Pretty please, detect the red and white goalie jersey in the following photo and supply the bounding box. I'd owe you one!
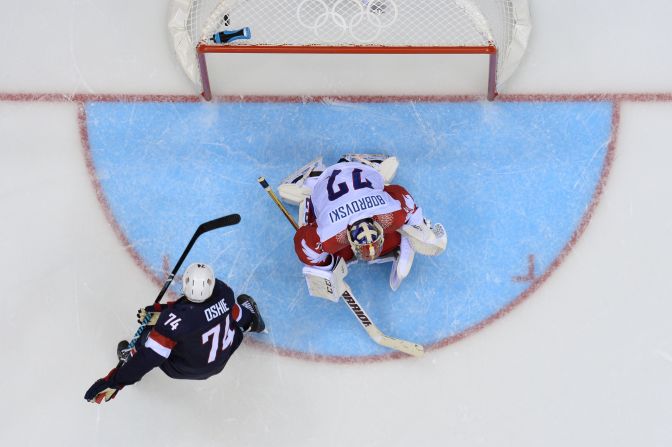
[293,162,418,267]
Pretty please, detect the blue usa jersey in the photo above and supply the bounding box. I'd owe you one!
[115,279,247,384]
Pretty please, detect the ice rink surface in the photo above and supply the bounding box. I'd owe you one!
[2,1,672,446]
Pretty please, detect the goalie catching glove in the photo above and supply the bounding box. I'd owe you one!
[397,219,447,256]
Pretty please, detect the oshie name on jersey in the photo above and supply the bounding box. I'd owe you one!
[204,298,230,322]
[328,194,388,224]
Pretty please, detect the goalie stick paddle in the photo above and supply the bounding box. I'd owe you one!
[257,176,424,357]
[121,213,241,361]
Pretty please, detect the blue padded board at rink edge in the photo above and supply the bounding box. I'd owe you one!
[85,100,613,359]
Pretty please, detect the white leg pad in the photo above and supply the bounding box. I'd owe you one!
[396,235,415,278]
[278,157,325,205]
[377,157,399,184]
[298,197,308,226]
[389,236,414,291]
[302,257,348,302]
[278,183,311,206]
[341,153,399,184]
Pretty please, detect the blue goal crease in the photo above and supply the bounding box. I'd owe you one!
[84,100,613,358]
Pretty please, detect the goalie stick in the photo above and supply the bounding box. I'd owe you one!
[341,287,424,357]
[257,176,424,357]
[119,214,241,363]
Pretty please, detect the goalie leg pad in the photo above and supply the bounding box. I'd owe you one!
[389,236,415,291]
[298,197,309,226]
[377,157,399,184]
[302,257,348,302]
[278,184,311,206]
[396,235,415,279]
[340,153,399,184]
[278,157,325,205]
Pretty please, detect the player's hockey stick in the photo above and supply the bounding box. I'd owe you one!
[153,213,241,304]
[123,214,242,357]
[257,176,424,357]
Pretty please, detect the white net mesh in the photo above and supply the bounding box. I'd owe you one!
[169,0,530,92]
[202,0,492,46]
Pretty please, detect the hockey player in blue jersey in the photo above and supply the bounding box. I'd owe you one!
[85,263,265,404]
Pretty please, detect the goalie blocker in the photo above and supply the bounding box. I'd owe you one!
[302,257,348,302]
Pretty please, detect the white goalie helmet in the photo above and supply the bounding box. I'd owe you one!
[347,218,385,261]
[182,263,215,303]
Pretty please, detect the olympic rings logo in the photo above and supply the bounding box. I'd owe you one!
[296,0,399,43]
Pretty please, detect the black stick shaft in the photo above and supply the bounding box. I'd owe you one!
[154,214,241,303]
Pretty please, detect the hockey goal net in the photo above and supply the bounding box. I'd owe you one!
[169,0,531,100]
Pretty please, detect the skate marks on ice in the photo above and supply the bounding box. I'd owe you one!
[82,99,614,360]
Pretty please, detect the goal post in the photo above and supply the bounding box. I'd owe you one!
[169,0,530,100]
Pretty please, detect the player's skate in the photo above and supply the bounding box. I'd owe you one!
[117,340,131,363]
[237,294,266,333]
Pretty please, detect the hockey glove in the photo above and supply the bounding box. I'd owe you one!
[84,368,124,404]
[136,303,165,325]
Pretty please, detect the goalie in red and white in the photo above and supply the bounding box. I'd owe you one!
[279,154,447,301]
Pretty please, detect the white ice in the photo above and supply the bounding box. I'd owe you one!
[1,1,672,446]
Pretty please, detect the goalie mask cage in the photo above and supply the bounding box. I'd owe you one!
[169,0,531,100]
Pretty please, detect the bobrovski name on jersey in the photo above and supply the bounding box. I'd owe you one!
[204,298,230,322]
[328,194,387,224]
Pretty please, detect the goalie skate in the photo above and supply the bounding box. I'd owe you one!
[278,157,325,205]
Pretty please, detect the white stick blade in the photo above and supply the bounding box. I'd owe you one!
[376,336,425,357]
